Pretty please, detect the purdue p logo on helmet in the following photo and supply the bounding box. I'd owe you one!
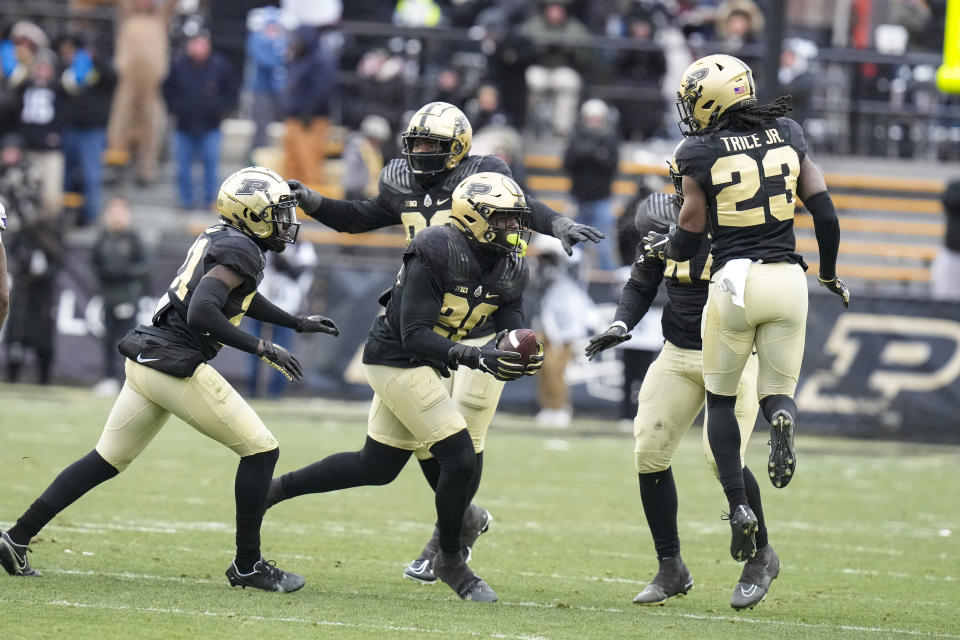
[217,167,300,250]
[450,172,530,254]
[401,102,472,177]
[676,54,757,134]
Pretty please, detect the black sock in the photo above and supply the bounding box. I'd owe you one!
[234,448,279,573]
[277,437,411,501]
[638,468,680,560]
[760,394,797,424]
[743,466,768,549]
[418,457,441,492]
[428,430,476,554]
[8,450,119,546]
[706,391,747,512]
[466,451,483,505]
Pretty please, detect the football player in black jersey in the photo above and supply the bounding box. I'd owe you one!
[587,179,774,609]
[269,172,542,602]
[0,167,339,592]
[283,102,598,583]
[643,54,849,608]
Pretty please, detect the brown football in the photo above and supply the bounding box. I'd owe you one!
[496,328,540,367]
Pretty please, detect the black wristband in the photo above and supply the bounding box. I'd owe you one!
[666,227,705,261]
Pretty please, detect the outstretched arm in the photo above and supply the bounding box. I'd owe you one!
[246,292,339,336]
[288,180,398,233]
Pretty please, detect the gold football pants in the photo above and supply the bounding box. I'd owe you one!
[95,360,278,471]
[633,341,759,476]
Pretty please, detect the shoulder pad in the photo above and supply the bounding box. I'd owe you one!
[207,228,265,280]
[439,155,489,192]
[634,192,680,236]
[777,117,808,160]
[378,158,416,195]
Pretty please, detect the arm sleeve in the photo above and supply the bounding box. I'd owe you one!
[398,255,459,362]
[245,292,300,330]
[305,192,399,233]
[614,256,664,329]
[186,276,262,354]
[494,295,525,333]
[804,190,840,279]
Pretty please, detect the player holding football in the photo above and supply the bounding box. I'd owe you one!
[282,101,600,583]
[586,180,767,609]
[269,172,542,601]
[642,54,849,608]
[0,167,339,592]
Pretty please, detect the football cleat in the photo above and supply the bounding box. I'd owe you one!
[730,544,780,610]
[0,531,41,577]
[632,556,693,605]
[226,557,304,593]
[433,549,498,602]
[723,504,758,562]
[403,505,493,584]
[768,409,797,488]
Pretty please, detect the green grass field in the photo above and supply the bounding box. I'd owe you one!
[0,385,957,640]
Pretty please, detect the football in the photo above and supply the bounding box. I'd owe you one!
[497,328,540,367]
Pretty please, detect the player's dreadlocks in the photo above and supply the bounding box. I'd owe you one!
[692,95,793,136]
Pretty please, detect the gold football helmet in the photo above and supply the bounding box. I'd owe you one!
[401,102,472,177]
[217,166,300,251]
[450,172,530,254]
[676,54,756,134]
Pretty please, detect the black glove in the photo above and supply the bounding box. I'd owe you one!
[551,216,605,256]
[585,323,632,360]
[286,179,323,214]
[258,340,304,382]
[640,231,669,263]
[296,314,340,336]
[522,340,545,376]
[818,274,850,309]
[447,337,523,382]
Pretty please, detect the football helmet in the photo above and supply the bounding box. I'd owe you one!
[217,167,300,251]
[401,102,472,178]
[676,54,756,135]
[450,172,530,254]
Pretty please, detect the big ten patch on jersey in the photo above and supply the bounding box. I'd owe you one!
[399,191,454,242]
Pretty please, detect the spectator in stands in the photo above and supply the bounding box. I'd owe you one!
[778,37,818,128]
[475,7,534,129]
[58,33,117,227]
[465,83,511,131]
[615,7,667,140]
[162,29,237,211]
[933,178,960,301]
[0,22,21,138]
[91,196,148,396]
[429,67,468,110]
[563,99,620,270]
[341,115,391,200]
[471,123,528,189]
[393,0,444,27]
[713,0,764,75]
[247,241,317,398]
[14,47,64,218]
[283,26,337,188]
[532,235,593,428]
[349,48,409,133]
[244,7,291,160]
[520,0,593,137]
[106,0,177,187]
[2,22,47,139]
[1,134,62,385]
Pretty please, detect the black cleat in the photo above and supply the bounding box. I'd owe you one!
[730,544,780,610]
[723,504,758,562]
[433,549,498,602]
[632,556,693,605]
[403,505,493,584]
[0,531,41,577]
[768,409,797,488]
[226,557,304,593]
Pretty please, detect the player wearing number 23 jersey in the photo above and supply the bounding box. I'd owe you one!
[648,54,850,610]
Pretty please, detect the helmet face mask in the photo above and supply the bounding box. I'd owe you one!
[676,54,756,135]
[401,102,472,178]
[217,167,300,251]
[451,172,530,255]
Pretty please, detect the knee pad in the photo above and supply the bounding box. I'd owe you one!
[635,452,672,475]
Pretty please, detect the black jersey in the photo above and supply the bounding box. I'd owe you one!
[675,117,808,273]
[614,192,711,350]
[149,224,265,361]
[363,225,528,370]
[308,154,560,241]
